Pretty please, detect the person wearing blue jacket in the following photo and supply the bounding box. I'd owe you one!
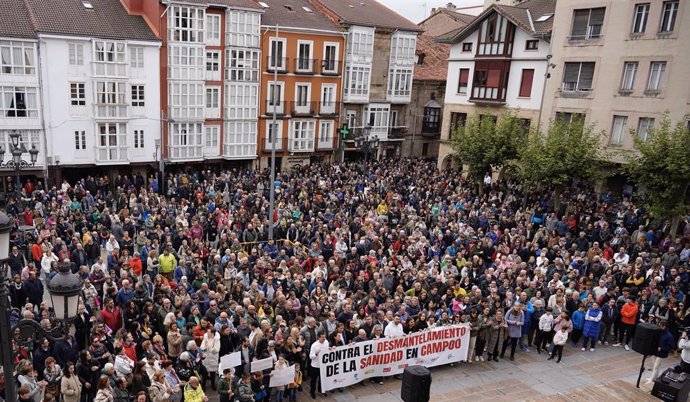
[570,304,586,347]
[582,303,603,351]
[646,320,676,384]
[520,300,534,352]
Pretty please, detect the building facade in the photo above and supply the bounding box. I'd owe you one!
[437,0,555,168]
[256,0,344,170]
[540,0,690,163]
[122,0,264,166]
[310,0,420,160]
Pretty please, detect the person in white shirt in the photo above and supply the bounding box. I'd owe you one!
[536,306,554,354]
[114,346,134,377]
[592,280,608,300]
[613,247,629,265]
[384,316,405,338]
[309,333,329,399]
[678,330,690,373]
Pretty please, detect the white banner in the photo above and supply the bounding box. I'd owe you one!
[269,365,295,387]
[319,324,469,392]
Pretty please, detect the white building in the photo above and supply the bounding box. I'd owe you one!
[436,0,556,168]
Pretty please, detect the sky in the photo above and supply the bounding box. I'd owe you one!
[376,0,484,23]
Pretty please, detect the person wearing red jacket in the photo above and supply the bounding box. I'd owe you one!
[615,297,638,350]
[100,298,123,333]
[128,253,143,279]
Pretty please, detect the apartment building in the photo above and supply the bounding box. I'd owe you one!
[122,0,264,165]
[309,0,420,160]
[541,0,690,163]
[436,0,555,168]
[0,0,45,195]
[256,0,344,170]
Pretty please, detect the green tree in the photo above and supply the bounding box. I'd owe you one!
[627,115,690,236]
[517,116,604,208]
[450,112,523,189]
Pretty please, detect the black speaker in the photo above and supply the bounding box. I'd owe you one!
[401,365,431,402]
[632,322,660,356]
[652,368,690,402]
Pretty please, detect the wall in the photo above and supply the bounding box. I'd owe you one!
[369,30,392,102]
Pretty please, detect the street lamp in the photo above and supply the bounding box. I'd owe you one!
[0,131,39,213]
[356,125,378,164]
[0,211,81,402]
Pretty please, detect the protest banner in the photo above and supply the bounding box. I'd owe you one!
[269,365,296,387]
[219,351,241,373]
[251,357,274,373]
[319,324,469,392]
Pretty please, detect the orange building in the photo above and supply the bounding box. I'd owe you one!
[256,0,345,169]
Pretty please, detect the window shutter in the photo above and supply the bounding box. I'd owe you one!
[563,63,579,83]
[519,69,534,97]
[571,10,589,37]
[590,8,605,25]
[579,62,595,89]
[487,69,500,87]
[459,69,469,85]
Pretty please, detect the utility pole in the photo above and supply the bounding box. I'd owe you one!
[268,24,279,241]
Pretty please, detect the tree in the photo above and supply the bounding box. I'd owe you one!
[450,112,523,188]
[627,115,690,237]
[517,116,604,209]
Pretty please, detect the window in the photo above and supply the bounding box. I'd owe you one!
[344,65,370,99]
[0,41,35,75]
[294,84,311,114]
[68,43,84,66]
[170,6,204,43]
[289,120,315,152]
[422,107,440,133]
[70,83,86,106]
[97,122,127,161]
[206,14,221,45]
[93,41,126,76]
[320,84,336,114]
[170,122,203,159]
[131,85,145,107]
[323,43,339,73]
[226,10,260,48]
[227,49,259,81]
[519,69,534,97]
[636,117,654,141]
[562,62,595,91]
[169,45,205,80]
[346,110,357,130]
[205,125,219,148]
[471,61,509,101]
[571,8,605,40]
[206,86,220,118]
[477,13,515,56]
[169,82,204,120]
[632,4,649,33]
[556,112,586,125]
[457,69,469,94]
[267,81,284,113]
[223,120,256,157]
[387,68,413,100]
[318,120,333,149]
[620,62,638,91]
[646,61,666,92]
[390,110,398,128]
[296,41,313,72]
[462,42,472,52]
[266,121,282,150]
[660,1,678,33]
[95,81,126,117]
[134,129,145,149]
[130,47,144,68]
[348,28,374,59]
[449,112,467,137]
[518,118,531,136]
[610,115,627,145]
[268,38,286,70]
[525,40,538,50]
[74,130,86,150]
[206,51,220,80]
[225,83,258,119]
[0,86,38,117]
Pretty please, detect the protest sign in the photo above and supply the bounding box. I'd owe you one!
[251,357,274,373]
[319,324,469,391]
[269,365,295,387]
[219,351,241,373]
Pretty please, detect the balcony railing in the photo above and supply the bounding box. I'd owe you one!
[266,56,288,73]
[264,137,284,151]
[294,58,317,74]
[96,146,128,163]
[318,101,339,116]
[264,100,286,115]
[290,101,316,116]
[321,59,341,76]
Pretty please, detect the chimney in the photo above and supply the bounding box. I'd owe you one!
[446,2,456,10]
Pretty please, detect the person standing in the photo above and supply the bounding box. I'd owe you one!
[582,302,603,352]
[536,307,554,354]
[548,326,569,363]
[308,333,329,399]
[487,310,506,362]
[615,297,639,350]
[500,302,524,361]
[61,363,83,402]
[679,330,690,374]
[645,321,675,384]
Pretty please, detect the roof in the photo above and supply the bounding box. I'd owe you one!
[24,0,159,41]
[436,0,555,43]
[313,0,420,32]
[419,8,475,28]
[258,0,339,31]
[414,34,450,81]
[165,0,262,10]
[0,0,36,39]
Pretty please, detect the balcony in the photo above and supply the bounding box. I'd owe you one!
[321,59,341,76]
[264,100,286,116]
[169,145,203,160]
[266,56,288,73]
[96,146,128,164]
[290,101,315,116]
[294,58,317,75]
[469,86,506,104]
[318,101,339,116]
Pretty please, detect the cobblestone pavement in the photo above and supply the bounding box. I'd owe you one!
[204,344,676,401]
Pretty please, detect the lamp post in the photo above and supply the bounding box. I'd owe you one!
[0,131,39,213]
[154,139,161,194]
[355,125,378,165]
[0,212,82,402]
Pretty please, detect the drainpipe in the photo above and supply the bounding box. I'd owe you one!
[36,38,51,185]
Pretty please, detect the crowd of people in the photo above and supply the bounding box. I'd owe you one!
[1,158,690,402]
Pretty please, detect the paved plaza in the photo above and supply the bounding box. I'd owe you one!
[205,345,673,402]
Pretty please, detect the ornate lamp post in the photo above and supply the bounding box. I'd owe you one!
[355,125,379,164]
[0,131,39,212]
